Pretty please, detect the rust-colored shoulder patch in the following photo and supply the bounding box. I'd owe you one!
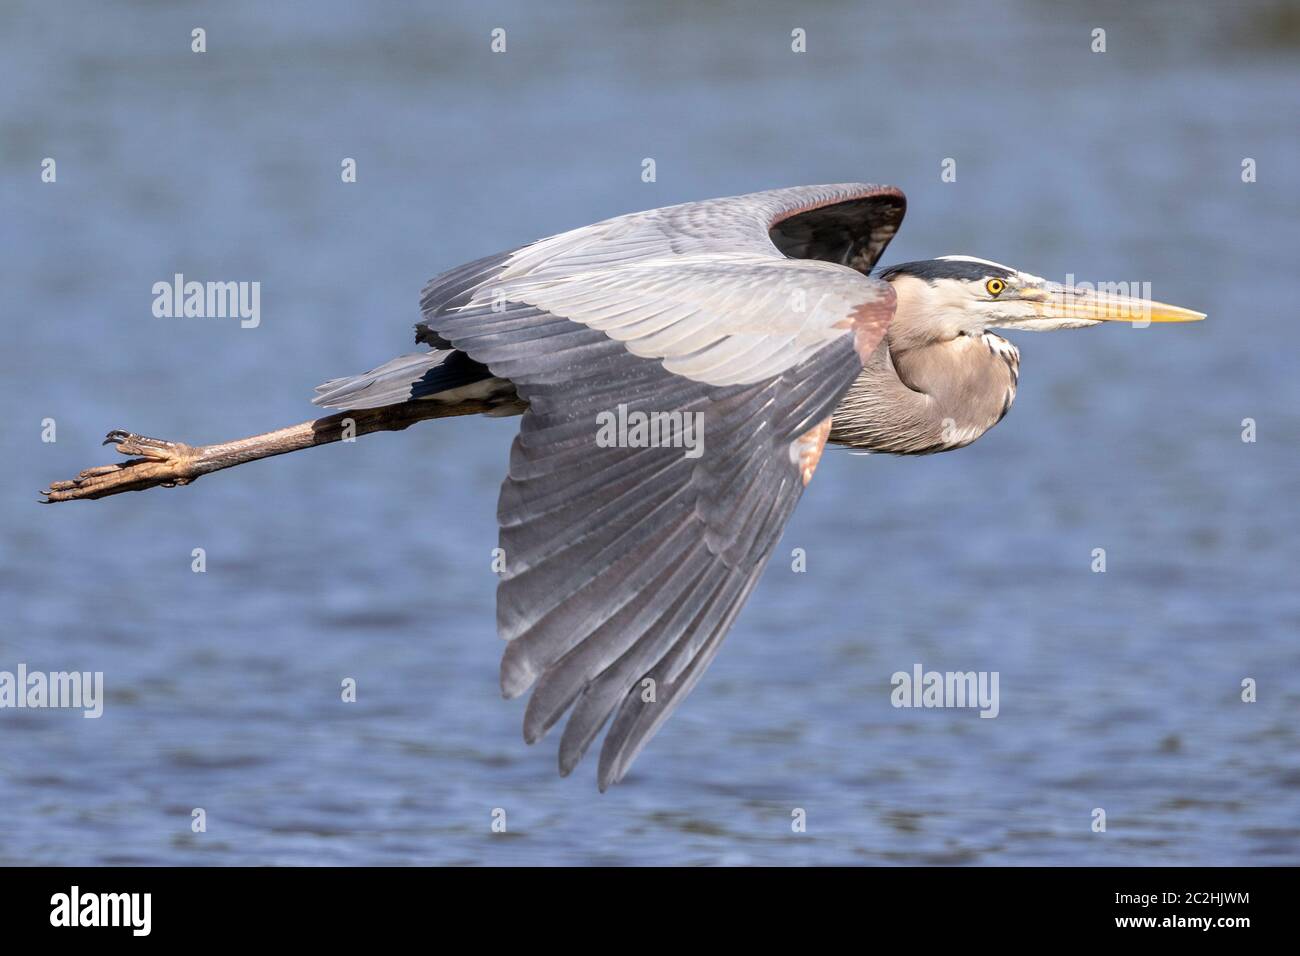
[836,288,896,364]
[792,417,833,486]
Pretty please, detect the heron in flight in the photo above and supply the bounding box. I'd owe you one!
[45,184,1204,789]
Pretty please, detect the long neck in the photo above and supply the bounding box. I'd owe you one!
[829,332,1019,454]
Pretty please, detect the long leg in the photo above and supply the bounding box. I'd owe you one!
[41,400,498,503]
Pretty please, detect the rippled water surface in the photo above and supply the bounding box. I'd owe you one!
[2,1,1298,865]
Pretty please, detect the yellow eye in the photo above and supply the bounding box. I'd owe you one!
[985,278,1006,296]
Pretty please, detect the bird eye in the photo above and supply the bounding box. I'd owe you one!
[985,278,1006,296]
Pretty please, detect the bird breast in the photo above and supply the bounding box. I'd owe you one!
[828,332,1020,455]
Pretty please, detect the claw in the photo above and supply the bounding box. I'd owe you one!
[99,430,193,462]
[43,429,201,502]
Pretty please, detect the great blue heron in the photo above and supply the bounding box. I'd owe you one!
[44,184,1204,789]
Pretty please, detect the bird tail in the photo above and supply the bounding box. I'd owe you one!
[312,348,493,410]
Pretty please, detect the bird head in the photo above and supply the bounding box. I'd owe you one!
[876,255,1204,349]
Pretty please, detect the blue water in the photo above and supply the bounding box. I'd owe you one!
[2,0,1298,865]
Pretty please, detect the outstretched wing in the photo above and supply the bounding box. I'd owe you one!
[426,184,905,788]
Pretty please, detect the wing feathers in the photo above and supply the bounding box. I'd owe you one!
[412,184,906,786]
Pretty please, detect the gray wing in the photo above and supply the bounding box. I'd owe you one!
[425,183,905,788]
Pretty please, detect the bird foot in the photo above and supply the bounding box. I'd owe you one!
[42,430,203,502]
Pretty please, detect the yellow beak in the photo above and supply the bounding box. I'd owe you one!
[1038,284,1207,324]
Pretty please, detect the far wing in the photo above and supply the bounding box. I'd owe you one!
[418,183,905,337]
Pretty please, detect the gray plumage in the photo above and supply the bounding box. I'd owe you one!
[312,349,495,410]
[42,182,1205,781]
[309,183,1193,789]
[316,184,902,788]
